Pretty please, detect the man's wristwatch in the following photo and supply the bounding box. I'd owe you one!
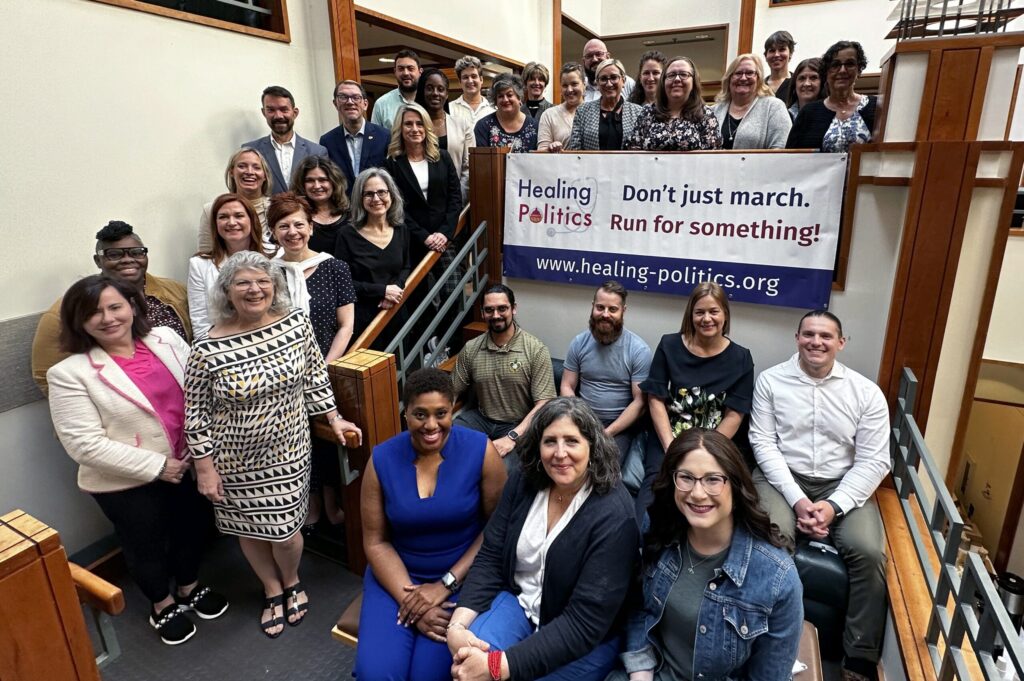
[826,500,845,519]
[507,429,520,442]
[441,571,460,592]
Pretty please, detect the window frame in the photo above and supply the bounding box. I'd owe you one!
[87,0,291,43]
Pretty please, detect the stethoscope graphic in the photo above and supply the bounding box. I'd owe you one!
[526,176,598,236]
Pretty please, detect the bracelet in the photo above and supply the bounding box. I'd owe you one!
[488,650,503,681]
[445,621,467,632]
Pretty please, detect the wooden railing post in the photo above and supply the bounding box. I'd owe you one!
[469,146,509,302]
[324,350,401,574]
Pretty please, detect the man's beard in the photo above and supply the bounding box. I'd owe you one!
[589,315,623,344]
[585,66,597,84]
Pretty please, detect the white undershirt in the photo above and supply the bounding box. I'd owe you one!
[514,483,593,625]
[409,158,429,199]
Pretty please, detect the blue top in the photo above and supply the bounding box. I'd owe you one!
[622,526,803,681]
[372,425,487,581]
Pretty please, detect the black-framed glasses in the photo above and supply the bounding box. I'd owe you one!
[665,71,694,82]
[362,189,390,200]
[828,60,859,72]
[597,74,621,85]
[335,94,364,103]
[673,471,729,495]
[98,247,148,261]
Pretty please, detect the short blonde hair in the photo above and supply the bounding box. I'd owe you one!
[717,53,774,102]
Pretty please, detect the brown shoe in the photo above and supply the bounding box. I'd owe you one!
[841,658,879,681]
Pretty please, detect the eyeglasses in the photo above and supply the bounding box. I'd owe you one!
[732,70,758,79]
[362,189,390,200]
[665,71,694,82]
[231,278,274,291]
[597,74,621,85]
[482,304,510,315]
[673,471,729,495]
[828,60,860,72]
[98,247,148,261]
[584,51,608,61]
[334,94,364,103]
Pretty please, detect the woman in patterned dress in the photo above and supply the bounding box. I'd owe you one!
[473,73,538,153]
[184,251,362,638]
[625,56,722,152]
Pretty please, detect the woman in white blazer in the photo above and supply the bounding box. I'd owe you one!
[47,275,228,646]
[188,193,267,338]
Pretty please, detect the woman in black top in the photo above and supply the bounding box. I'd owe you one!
[447,398,639,681]
[787,40,876,152]
[335,168,411,351]
[290,155,350,256]
[521,61,553,123]
[636,282,755,516]
[785,57,826,121]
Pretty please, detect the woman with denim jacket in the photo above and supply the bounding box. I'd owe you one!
[615,429,803,681]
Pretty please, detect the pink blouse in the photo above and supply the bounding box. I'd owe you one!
[113,342,186,459]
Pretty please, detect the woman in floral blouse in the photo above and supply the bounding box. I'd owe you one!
[473,73,538,153]
[625,56,722,152]
[635,281,755,517]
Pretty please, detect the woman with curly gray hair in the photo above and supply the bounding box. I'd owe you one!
[185,250,362,639]
[447,397,639,681]
[473,73,538,152]
[335,167,411,349]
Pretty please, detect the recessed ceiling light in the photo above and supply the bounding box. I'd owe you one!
[378,57,395,63]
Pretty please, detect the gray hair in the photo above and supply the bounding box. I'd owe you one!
[349,167,405,228]
[489,73,525,106]
[455,55,483,77]
[209,251,291,324]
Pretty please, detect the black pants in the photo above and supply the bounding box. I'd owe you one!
[92,473,213,604]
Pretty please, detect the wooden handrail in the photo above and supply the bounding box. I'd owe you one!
[350,204,471,352]
[69,563,125,617]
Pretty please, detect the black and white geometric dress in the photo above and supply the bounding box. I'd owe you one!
[184,309,336,541]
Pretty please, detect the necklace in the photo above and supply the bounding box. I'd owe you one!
[685,542,714,574]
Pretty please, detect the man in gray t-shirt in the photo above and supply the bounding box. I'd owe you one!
[560,281,652,461]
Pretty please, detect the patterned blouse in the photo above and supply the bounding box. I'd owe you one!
[624,105,722,152]
[474,112,538,153]
[822,96,872,153]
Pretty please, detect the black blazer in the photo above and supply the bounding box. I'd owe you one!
[458,471,639,681]
[319,121,391,195]
[383,153,463,263]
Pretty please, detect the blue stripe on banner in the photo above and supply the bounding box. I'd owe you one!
[504,245,833,309]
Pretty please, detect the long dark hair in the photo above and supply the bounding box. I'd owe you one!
[59,275,151,354]
[643,429,786,563]
[785,58,826,111]
[516,397,620,495]
[628,50,666,105]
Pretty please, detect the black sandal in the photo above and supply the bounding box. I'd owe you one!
[284,582,308,627]
[261,593,285,638]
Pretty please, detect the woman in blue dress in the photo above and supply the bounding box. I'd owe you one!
[356,368,507,680]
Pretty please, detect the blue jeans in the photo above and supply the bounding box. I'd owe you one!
[454,410,518,473]
[470,591,620,681]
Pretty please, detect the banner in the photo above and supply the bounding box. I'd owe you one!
[502,152,847,309]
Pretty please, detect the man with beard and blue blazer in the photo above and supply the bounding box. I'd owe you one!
[242,85,327,195]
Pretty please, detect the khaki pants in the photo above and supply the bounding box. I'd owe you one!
[753,468,888,663]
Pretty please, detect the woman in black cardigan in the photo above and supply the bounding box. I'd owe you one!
[447,398,639,681]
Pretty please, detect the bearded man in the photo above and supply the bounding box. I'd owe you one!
[560,281,652,461]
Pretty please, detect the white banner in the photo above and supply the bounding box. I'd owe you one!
[502,152,848,308]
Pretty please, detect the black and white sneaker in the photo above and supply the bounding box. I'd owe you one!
[175,584,229,620]
[149,603,196,645]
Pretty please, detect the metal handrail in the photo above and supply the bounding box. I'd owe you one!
[384,221,489,394]
[891,368,1024,679]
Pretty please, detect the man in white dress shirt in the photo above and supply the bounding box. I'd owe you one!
[242,85,327,195]
[749,309,889,681]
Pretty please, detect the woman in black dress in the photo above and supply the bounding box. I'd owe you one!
[290,155,350,257]
[635,281,755,517]
[335,168,411,351]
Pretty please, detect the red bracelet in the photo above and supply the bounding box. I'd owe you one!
[488,649,503,681]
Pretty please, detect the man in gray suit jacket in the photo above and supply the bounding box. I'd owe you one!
[242,85,328,195]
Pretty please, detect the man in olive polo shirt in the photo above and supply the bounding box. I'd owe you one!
[453,284,556,468]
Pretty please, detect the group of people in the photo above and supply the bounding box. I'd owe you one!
[355,280,890,681]
[30,31,888,681]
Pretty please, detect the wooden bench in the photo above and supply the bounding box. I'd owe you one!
[332,593,362,647]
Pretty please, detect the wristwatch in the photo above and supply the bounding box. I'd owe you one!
[826,500,845,519]
[441,571,460,592]
[507,429,520,442]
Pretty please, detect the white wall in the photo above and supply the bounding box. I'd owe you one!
[562,0,602,34]
[985,237,1024,364]
[752,0,895,72]
[601,0,741,60]
[357,0,554,67]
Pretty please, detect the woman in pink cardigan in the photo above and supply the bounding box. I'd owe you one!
[47,275,228,646]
